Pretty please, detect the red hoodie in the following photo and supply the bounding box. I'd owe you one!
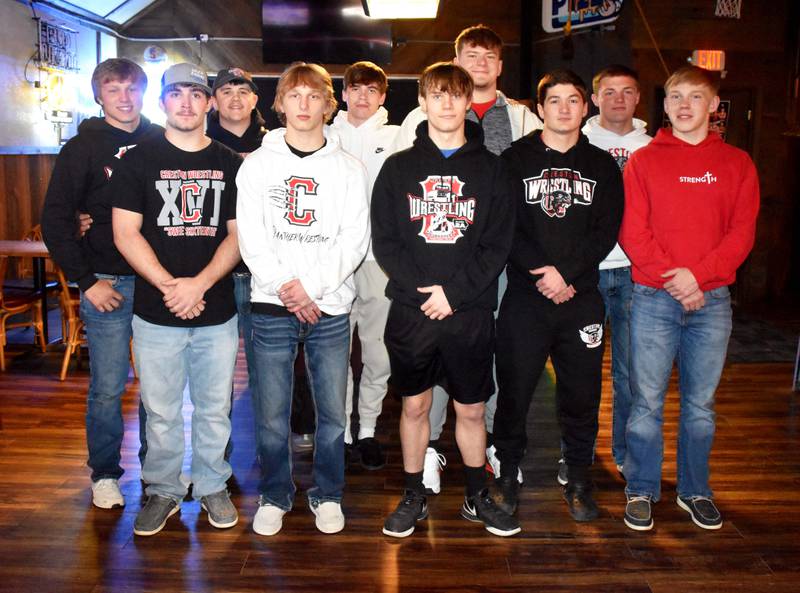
[620,128,759,291]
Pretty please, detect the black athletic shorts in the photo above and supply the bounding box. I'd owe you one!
[384,302,495,404]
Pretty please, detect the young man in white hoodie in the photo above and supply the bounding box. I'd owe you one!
[330,61,399,470]
[236,63,370,537]
[393,24,541,495]
[563,65,651,484]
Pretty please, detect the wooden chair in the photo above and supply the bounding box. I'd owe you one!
[0,256,46,371]
[14,224,59,289]
[55,265,86,381]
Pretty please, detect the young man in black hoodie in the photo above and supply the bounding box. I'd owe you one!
[372,62,519,538]
[491,69,623,522]
[206,68,266,440]
[41,58,163,510]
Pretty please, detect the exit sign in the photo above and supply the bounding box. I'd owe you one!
[692,50,726,71]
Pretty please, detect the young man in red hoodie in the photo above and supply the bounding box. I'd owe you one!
[619,66,759,531]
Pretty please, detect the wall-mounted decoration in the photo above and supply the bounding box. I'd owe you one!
[542,0,625,33]
[38,19,79,72]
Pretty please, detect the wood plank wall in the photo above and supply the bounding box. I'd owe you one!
[0,154,56,241]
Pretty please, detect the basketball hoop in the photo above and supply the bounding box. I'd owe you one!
[715,0,742,19]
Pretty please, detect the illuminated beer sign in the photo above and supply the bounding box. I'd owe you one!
[691,50,726,72]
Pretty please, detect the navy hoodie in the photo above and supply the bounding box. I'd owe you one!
[501,129,623,297]
[371,120,515,312]
[206,108,267,154]
[41,116,163,292]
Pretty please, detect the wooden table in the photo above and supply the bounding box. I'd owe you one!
[0,240,52,342]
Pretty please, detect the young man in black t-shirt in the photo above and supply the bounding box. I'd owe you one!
[112,63,243,537]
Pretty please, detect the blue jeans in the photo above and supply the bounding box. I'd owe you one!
[132,315,238,500]
[80,274,145,481]
[252,312,349,511]
[598,267,634,466]
[233,273,257,394]
[624,284,732,501]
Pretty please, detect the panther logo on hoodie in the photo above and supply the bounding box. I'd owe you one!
[408,175,476,244]
[523,168,596,218]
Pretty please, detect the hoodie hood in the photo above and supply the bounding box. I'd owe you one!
[582,115,648,140]
[77,115,158,141]
[411,118,486,160]
[206,108,267,153]
[260,125,342,157]
[650,126,723,150]
[332,106,389,131]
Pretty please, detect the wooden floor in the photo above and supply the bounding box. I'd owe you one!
[0,339,798,593]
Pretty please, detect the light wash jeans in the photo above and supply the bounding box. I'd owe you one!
[252,312,349,511]
[133,314,238,501]
[624,284,732,501]
[598,266,634,466]
[80,274,146,481]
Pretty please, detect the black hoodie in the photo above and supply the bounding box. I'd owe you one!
[501,129,623,297]
[371,120,514,312]
[41,116,164,292]
[206,109,267,154]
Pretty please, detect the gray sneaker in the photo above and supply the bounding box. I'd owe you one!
[201,490,238,529]
[624,494,654,531]
[134,495,180,536]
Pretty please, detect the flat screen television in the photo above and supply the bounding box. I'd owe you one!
[262,0,392,65]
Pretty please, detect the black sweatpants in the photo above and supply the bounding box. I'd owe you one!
[493,288,606,477]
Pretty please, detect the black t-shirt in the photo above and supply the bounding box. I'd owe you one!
[112,135,242,327]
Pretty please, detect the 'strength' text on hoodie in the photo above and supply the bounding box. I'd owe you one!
[620,128,760,291]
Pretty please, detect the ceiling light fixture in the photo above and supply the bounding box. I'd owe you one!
[360,0,440,19]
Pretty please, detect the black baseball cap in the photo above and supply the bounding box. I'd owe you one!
[212,68,258,93]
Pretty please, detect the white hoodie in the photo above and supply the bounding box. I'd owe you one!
[582,115,653,270]
[330,106,399,261]
[236,127,370,315]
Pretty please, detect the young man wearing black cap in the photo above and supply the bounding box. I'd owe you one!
[208,67,266,155]
[207,68,266,428]
[112,63,243,536]
[41,58,162,511]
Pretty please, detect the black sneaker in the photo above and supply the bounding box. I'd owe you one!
[677,495,722,530]
[462,488,521,537]
[382,490,428,538]
[491,474,520,516]
[624,494,654,531]
[357,437,386,470]
[564,481,599,522]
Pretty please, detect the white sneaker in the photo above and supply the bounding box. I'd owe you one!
[253,502,287,536]
[310,501,345,534]
[91,478,125,509]
[486,445,523,485]
[422,447,446,494]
